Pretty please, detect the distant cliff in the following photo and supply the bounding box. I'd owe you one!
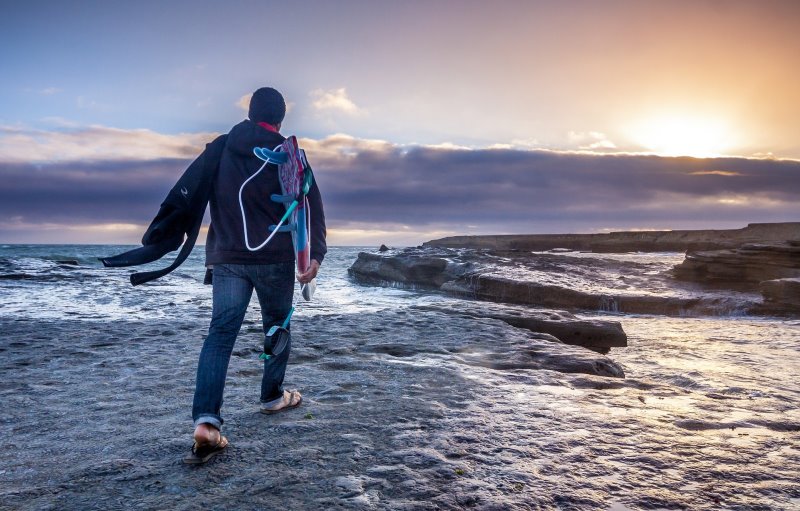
[423,222,800,253]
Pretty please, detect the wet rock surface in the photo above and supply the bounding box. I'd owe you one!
[449,273,753,317]
[674,242,800,287]
[0,311,622,510]
[412,302,627,354]
[759,277,800,312]
[672,242,800,314]
[347,251,462,289]
[2,244,799,510]
[3,310,798,510]
[349,250,634,349]
[349,247,765,317]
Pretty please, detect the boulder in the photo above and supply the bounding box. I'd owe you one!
[414,303,626,353]
[673,242,800,289]
[349,251,475,289]
[759,278,800,312]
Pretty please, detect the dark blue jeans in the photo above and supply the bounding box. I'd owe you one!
[192,262,294,429]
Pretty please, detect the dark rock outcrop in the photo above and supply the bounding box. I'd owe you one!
[425,222,800,253]
[349,250,482,290]
[759,278,800,312]
[350,250,633,352]
[413,303,626,353]
[442,274,755,316]
[349,249,761,318]
[673,242,800,289]
[348,251,455,289]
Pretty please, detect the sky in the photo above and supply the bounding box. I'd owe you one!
[1,0,799,245]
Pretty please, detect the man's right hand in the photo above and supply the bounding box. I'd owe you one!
[297,259,320,284]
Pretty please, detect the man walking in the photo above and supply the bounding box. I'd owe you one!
[186,87,326,464]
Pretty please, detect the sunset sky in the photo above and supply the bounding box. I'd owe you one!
[2,0,799,245]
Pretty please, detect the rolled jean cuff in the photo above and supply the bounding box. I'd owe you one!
[260,391,285,408]
[194,415,222,430]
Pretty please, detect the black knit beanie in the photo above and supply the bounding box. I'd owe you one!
[248,87,286,125]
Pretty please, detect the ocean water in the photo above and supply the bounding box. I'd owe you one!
[1,244,798,509]
[0,244,449,323]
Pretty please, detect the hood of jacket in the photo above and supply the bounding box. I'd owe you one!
[227,119,285,157]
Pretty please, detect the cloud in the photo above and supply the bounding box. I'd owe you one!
[0,124,216,163]
[2,130,800,244]
[567,131,617,151]
[23,87,62,96]
[689,170,742,176]
[236,93,251,113]
[298,133,395,160]
[310,88,366,116]
[40,117,80,128]
[0,217,148,244]
[76,96,112,112]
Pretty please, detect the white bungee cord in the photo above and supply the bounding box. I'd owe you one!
[239,155,287,252]
[239,142,315,301]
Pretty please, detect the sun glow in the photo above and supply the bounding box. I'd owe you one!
[628,115,737,158]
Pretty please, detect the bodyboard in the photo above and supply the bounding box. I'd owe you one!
[277,136,312,275]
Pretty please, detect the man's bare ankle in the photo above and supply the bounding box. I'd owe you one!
[193,424,219,445]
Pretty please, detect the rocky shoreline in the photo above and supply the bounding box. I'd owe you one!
[425,222,800,253]
[412,302,627,355]
[350,222,800,316]
[3,242,799,510]
[673,241,800,312]
[348,248,760,318]
[1,309,629,509]
[348,249,635,354]
[350,223,800,327]
[674,241,800,286]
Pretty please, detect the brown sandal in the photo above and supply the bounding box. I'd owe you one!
[260,389,303,414]
[183,435,228,465]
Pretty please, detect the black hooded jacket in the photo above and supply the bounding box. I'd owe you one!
[101,120,326,285]
[100,134,227,286]
[205,120,326,266]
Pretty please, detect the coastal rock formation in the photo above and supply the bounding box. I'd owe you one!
[425,222,800,253]
[673,242,800,289]
[348,252,445,288]
[350,251,633,351]
[348,250,469,295]
[759,278,800,311]
[442,274,753,316]
[413,303,626,354]
[351,224,800,320]
[349,249,761,319]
